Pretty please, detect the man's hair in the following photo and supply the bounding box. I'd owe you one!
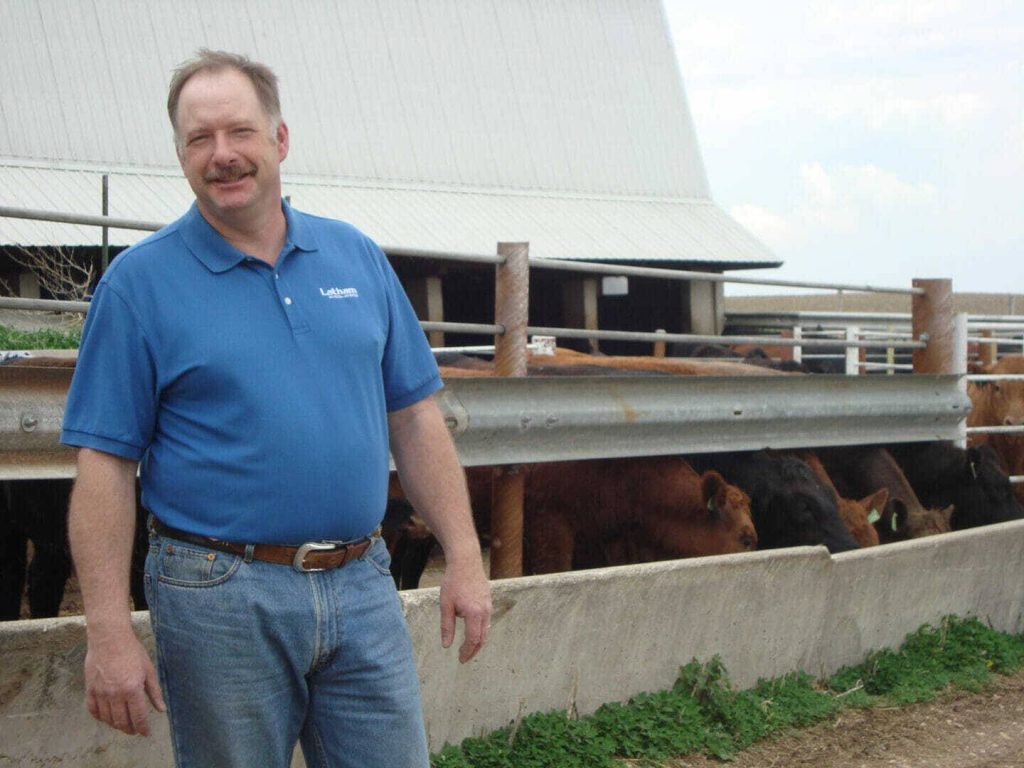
[167,49,281,143]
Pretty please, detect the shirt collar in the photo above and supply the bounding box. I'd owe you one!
[179,199,318,274]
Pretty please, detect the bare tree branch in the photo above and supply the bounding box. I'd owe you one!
[6,245,94,301]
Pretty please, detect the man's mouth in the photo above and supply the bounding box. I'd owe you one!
[205,166,256,184]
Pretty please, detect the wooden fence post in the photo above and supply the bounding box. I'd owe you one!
[911,279,955,375]
[490,242,529,579]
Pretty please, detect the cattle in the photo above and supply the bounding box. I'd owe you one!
[524,347,790,377]
[968,356,1024,503]
[437,347,789,379]
[797,452,885,547]
[816,446,953,543]
[522,456,756,575]
[380,497,437,590]
[886,441,1023,530]
[0,478,149,621]
[692,451,859,553]
[0,480,73,620]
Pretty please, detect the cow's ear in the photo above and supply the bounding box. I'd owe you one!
[940,504,954,526]
[860,488,889,521]
[886,498,908,535]
[700,470,726,516]
[966,447,982,479]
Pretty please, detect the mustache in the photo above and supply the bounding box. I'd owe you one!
[204,164,256,183]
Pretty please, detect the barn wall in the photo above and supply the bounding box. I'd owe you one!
[2,519,1023,765]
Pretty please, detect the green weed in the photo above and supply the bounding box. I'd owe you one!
[0,324,81,350]
[432,616,1024,767]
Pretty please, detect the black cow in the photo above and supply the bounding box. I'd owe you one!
[691,451,859,553]
[0,479,148,621]
[0,480,73,620]
[886,442,1024,530]
[381,497,437,590]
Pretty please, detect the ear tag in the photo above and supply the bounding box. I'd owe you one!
[891,512,900,533]
[707,497,717,514]
[969,461,978,480]
[867,509,881,525]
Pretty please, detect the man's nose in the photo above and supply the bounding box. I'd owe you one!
[210,133,236,164]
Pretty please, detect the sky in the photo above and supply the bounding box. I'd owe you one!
[660,0,1024,296]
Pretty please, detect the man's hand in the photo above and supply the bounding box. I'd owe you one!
[84,627,165,736]
[439,555,492,663]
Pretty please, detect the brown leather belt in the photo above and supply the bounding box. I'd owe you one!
[150,517,378,572]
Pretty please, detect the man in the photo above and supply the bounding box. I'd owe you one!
[62,49,491,767]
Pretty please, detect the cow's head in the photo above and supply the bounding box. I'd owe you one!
[836,488,887,548]
[876,497,954,542]
[700,470,757,553]
[950,445,1024,528]
[976,357,1024,426]
[755,457,859,553]
[632,461,757,561]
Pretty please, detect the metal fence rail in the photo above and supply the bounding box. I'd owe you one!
[0,364,969,478]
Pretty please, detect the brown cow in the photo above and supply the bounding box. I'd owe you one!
[525,347,790,377]
[797,452,885,547]
[968,356,1024,503]
[438,347,790,379]
[522,456,756,575]
[816,446,953,543]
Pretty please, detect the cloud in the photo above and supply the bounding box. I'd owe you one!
[729,204,795,248]
[730,163,937,249]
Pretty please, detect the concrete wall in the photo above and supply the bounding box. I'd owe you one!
[3,520,1023,766]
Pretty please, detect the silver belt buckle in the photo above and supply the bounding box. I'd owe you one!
[293,541,337,572]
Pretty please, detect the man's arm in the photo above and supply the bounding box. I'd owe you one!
[388,395,492,662]
[68,448,164,736]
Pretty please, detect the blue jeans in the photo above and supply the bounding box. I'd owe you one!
[144,531,429,768]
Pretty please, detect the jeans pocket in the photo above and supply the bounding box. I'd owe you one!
[156,541,242,588]
[364,538,394,578]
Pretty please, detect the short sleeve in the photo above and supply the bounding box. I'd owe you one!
[60,281,158,460]
[372,243,442,411]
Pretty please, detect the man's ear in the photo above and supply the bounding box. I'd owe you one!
[277,120,290,162]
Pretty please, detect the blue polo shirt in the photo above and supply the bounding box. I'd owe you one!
[61,202,442,543]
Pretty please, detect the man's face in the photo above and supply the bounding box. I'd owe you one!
[174,68,289,227]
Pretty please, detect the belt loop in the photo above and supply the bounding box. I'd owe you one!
[244,543,256,564]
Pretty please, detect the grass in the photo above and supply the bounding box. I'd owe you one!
[0,323,81,350]
[431,616,1024,767]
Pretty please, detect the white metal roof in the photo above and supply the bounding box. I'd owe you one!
[0,0,776,266]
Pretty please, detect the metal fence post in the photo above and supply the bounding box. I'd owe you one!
[979,329,997,368]
[845,326,859,375]
[954,312,969,449]
[912,278,955,375]
[101,174,110,273]
[490,242,529,579]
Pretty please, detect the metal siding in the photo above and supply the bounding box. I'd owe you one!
[1,163,773,264]
[0,0,770,263]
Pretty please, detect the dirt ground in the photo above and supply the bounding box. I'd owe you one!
[21,563,1024,768]
[659,670,1024,768]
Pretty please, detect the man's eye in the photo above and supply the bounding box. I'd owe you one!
[188,135,210,146]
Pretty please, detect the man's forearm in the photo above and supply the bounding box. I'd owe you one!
[68,448,140,634]
[387,397,481,563]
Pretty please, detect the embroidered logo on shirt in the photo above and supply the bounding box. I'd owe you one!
[319,287,359,299]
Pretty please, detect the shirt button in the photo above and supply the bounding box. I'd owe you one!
[275,273,280,280]
[284,297,292,305]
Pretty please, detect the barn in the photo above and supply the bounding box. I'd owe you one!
[0,0,778,353]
